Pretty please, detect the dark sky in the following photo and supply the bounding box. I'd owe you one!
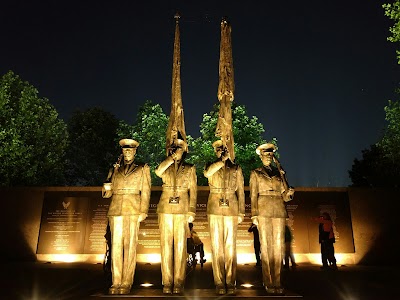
[1,0,399,187]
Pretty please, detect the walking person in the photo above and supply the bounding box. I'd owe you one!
[284,223,297,270]
[248,223,261,267]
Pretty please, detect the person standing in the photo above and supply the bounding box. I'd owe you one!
[155,139,197,294]
[102,139,151,295]
[204,140,245,295]
[284,223,297,269]
[248,223,261,267]
[249,143,295,295]
[312,212,338,270]
[188,222,206,265]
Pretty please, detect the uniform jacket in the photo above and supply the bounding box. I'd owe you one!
[204,160,245,216]
[155,156,197,214]
[102,162,151,216]
[249,166,292,218]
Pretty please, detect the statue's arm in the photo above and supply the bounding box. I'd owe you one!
[188,165,197,219]
[155,156,174,177]
[249,171,259,223]
[140,164,151,216]
[237,166,245,217]
[203,160,224,178]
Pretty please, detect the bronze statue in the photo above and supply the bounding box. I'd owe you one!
[249,143,295,295]
[204,140,245,295]
[155,138,197,294]
[102,139,151,295]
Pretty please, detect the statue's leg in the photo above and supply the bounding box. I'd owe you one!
[159,213,174,292]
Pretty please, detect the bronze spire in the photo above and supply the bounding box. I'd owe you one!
[166,12,187,155]
[215,16,235,161]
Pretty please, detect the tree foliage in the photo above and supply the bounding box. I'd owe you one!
[379,99,400,164]
[186,102,269,185]
[0,71,68,186]
[117,100,169,186]
[349,4,400,188]
[349,144,400,188]
[383,1,400,63]
[65,107,120,186]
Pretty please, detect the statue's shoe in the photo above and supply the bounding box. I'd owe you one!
[163,286,172,294]
[173,285,183,294]
[118,284,131,295]
[108,285,119,295]
[216,285,226,295]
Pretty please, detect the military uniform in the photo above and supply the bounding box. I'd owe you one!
[249,143,294,295]
[102,139,151,295]
[204,146,245,295]
[155,152,197,294]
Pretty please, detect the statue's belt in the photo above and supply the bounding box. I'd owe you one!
[113,189,140,195]
[162,186,188,192]
[210,189,235,194]
[259,190,281,196]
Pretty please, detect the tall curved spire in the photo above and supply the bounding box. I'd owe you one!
[166,12,187,154]
[215,17,235,161]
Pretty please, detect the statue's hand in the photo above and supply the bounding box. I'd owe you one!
[187,212,195,223]
[238,215,244,224]
[251,216,259,226]
[286,188,295,201]
[138,213,147,222]
[102,182,113,198]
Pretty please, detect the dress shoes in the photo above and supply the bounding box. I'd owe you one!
[265,286,275,294]
[216,285,226,295]
[173,285,183,294]
[108,285,119,295]
[118,284,131,295]
[226,285,236,295]
[320,265,330,270]
[163,286,172,294]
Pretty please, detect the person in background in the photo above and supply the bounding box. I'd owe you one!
[248,223,261,267]
[283,223,297,270]
[188,222,206,264]
[102,139,151,295]
[312,212,338,270]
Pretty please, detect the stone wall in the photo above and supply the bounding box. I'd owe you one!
[0,186,396,265]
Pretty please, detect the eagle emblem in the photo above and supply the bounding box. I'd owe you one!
[62,201,71,209]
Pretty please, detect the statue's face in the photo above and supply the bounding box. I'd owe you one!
[260,150,273,166]
[122,148,136,162]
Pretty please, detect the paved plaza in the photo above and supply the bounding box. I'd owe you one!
[1,261,396,300]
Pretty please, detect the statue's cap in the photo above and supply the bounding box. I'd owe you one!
[256,143,276,155]
[212,140,223,149]
[119,139,139,148]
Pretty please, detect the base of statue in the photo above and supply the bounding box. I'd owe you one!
[92,288,302,298]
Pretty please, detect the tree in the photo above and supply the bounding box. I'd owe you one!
[187,102,270,185]
[348,144,400,187]
[379,100,400,164]
[65,107,120,186]
[348,3,400,187]
[383,1,400,63]
[117,100,169,186]
[0,71,68,186]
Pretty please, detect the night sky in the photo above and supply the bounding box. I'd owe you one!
[1,0,399,187]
